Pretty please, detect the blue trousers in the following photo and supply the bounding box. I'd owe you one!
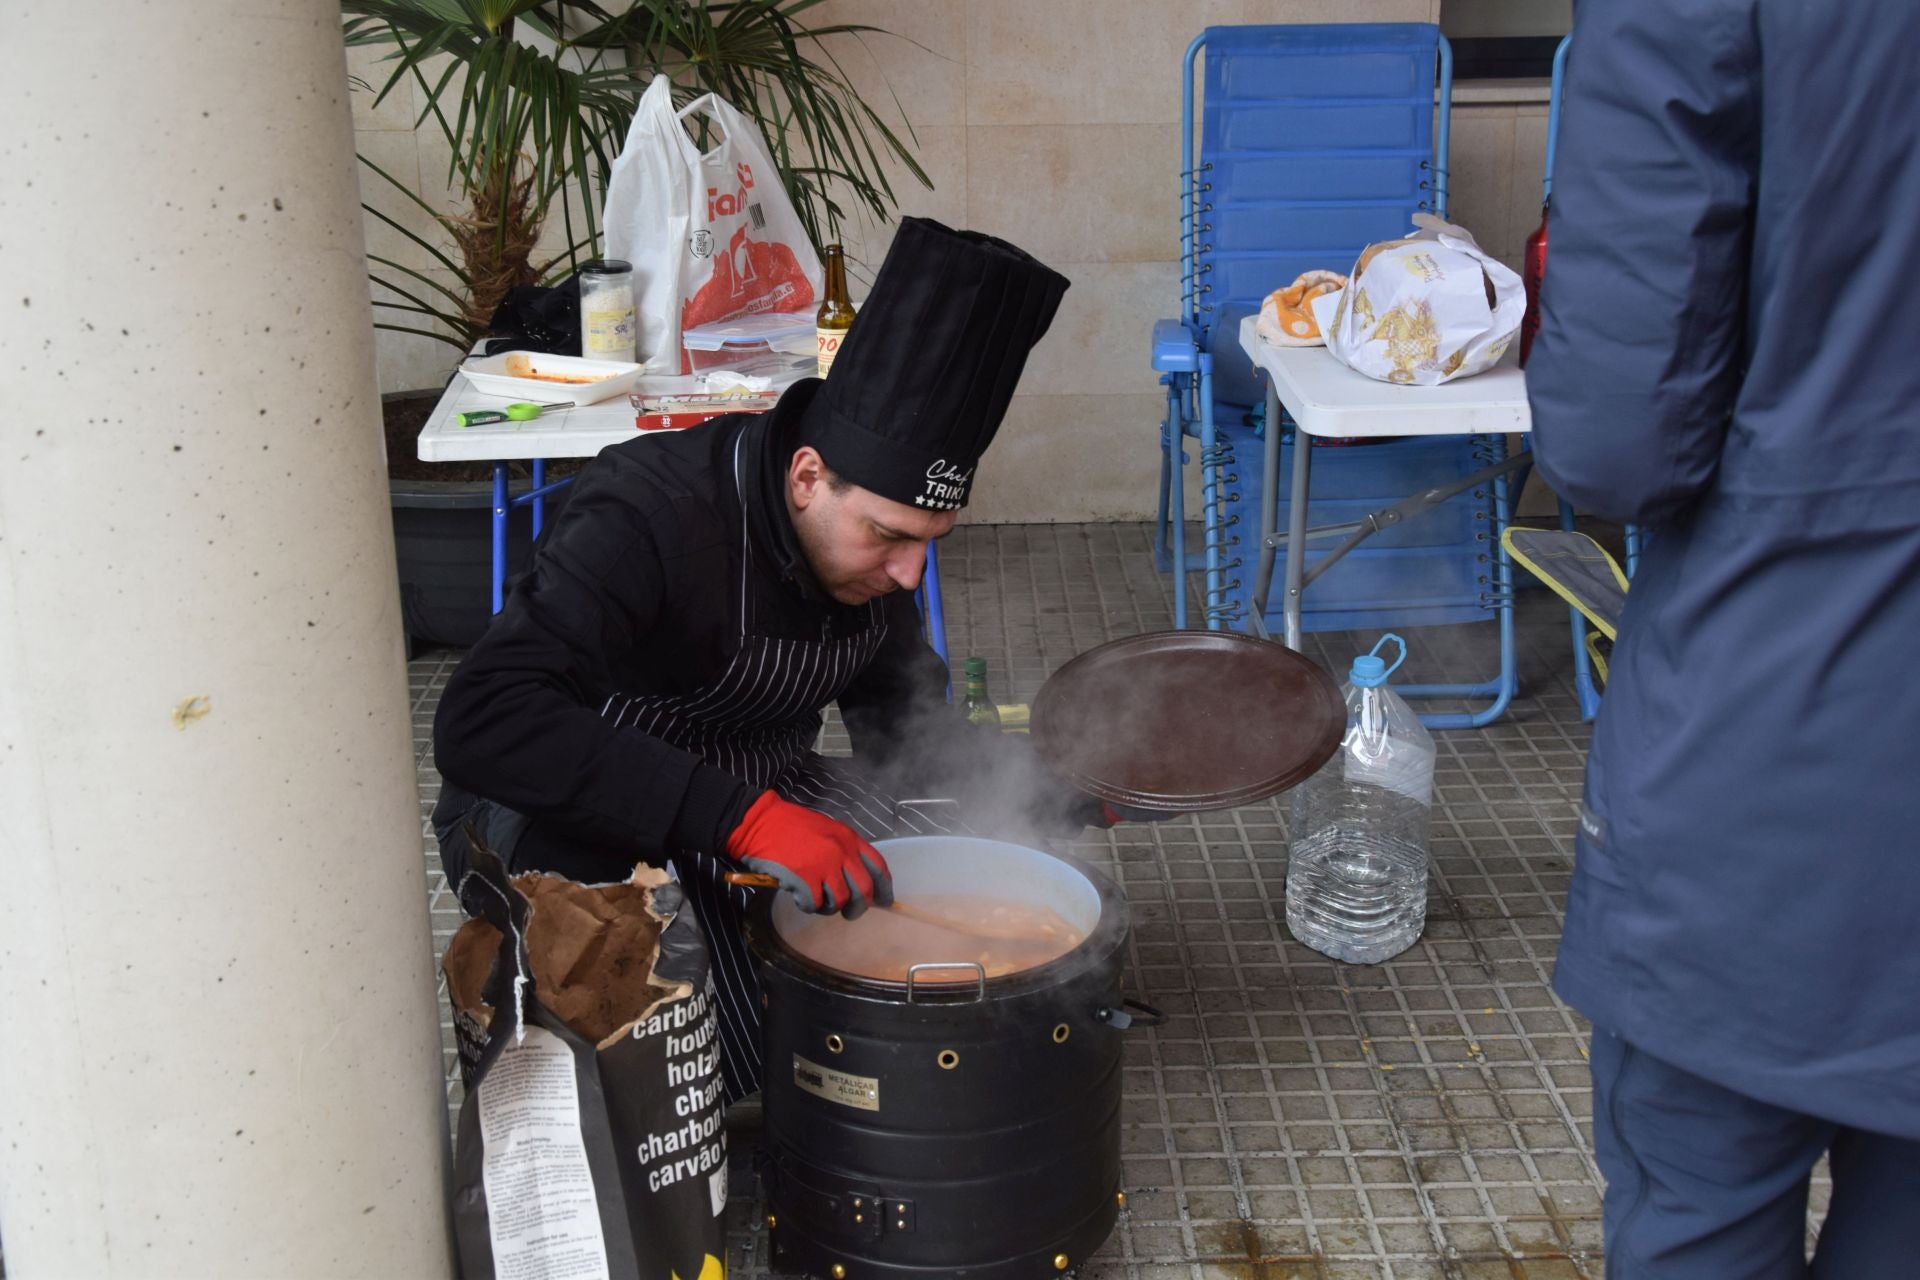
[1590,1029,1920,1278]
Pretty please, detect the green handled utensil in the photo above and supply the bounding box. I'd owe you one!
[455,401,570,428]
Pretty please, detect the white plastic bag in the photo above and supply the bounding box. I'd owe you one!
[603,75,823,374]
[1309,215,1524,385]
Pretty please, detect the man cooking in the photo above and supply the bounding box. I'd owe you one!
[432,218,1106,1102]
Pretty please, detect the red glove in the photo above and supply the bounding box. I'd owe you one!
[725,792,892,918]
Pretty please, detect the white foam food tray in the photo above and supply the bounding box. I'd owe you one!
[457,351,645,405]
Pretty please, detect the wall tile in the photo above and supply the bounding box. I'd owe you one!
[530,180,601,277]
[1023,261,1180,399]
[355,128,447,277]
[965,124,1178,265]
[810,1,968,129]
[1445,106,1517,267]
[832,126,969,283]
[345,41,416,133]
[964,392,1172,524]
[968,0,1190,127]
[375,269,466,395]
[1512,108,1550,222]
[967,0,1431,127]
[410,122,475,223]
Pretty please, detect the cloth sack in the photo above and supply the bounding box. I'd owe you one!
[604,74,822,373]
[1310,215,1524,385]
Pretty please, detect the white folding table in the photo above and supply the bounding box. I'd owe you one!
[417,372,681,613]
[1237,315,1535,727]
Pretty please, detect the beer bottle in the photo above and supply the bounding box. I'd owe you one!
[961,657,1002,729]
[816,244,856,378]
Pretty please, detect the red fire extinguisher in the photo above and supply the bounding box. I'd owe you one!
[1520,200,1548,367]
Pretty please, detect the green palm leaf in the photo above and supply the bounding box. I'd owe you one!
[345,0,931,368]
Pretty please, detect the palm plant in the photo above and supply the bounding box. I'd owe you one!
[344,0,930,355]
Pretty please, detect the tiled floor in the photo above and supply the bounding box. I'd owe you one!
[405,522,1821,1279]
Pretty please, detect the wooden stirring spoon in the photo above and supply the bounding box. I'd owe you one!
[724,872,1066,943]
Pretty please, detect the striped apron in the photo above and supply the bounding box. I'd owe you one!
[598,432,956,1100]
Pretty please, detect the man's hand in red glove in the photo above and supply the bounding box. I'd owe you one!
[725,792,893,919]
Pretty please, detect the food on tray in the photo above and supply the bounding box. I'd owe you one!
[503,352,611,384]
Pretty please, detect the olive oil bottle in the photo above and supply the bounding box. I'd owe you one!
[962,657,1002,729]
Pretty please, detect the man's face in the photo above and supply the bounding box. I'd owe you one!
[786,446,958,605]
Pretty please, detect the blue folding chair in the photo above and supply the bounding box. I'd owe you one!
[1153,24,1501,653]
[916,541,949,665]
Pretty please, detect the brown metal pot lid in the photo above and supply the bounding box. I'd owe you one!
[1030,630,1346,813]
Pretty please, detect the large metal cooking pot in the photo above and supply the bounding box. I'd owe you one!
[746,836,1155,1279]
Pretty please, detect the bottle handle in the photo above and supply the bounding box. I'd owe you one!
[1366,633,1409,680]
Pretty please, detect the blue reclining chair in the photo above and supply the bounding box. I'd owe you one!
[916,541,949,683]
[1154,24,1507,652]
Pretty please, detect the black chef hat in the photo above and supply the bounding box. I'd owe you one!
[796,217,1069,512]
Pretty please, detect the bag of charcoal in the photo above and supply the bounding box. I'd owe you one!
[444,833,728,1280]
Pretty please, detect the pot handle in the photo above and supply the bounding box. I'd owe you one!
[906,961,987,1003]
[1096,997,1168,1030]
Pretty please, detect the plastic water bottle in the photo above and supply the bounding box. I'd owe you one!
[1286,635,1435,964]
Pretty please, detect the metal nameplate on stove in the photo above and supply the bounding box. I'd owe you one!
[793,1054,880,1111]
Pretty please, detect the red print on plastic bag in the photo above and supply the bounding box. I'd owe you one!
[678,225,814,370]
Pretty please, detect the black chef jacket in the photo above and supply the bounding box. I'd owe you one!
[431,379,1097,878]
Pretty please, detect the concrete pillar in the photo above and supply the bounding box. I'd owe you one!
[0,4,453,1276]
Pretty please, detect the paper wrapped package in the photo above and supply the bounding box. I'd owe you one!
[1308,215,1524,385]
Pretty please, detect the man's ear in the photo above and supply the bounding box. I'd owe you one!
[788,445,828,511]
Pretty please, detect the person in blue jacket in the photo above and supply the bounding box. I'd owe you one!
[1526,1,1920,1274]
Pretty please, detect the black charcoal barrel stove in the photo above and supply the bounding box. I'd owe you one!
[744,631,1345,1277]
[746,836,1154,1278]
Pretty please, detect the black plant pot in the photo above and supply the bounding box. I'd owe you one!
[384,386,576,653]
[391,476,570,652]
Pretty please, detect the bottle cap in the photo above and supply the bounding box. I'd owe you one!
[963,657,988,678]
[581,259,632,275]
[1349,633,1407,688]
